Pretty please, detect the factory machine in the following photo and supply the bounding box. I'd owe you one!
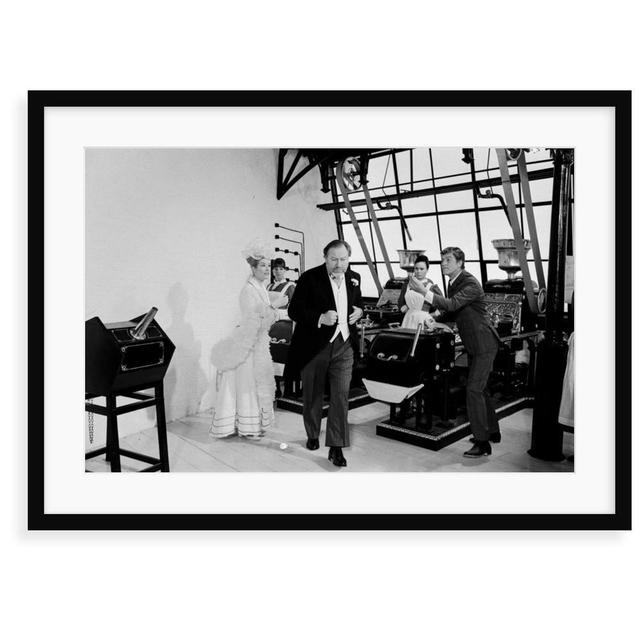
[274,150,547,447]
[484,239,540,337]
[480,239,545,400]
[361,238,544,451]
[362,323,457,450]
[339,150,547,450]
[357,249,462,450]
[357,249,429,351]
[361,279,404,325]
[85,307,175,472]
[481,148,548,340]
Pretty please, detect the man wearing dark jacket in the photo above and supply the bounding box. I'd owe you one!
[410,246,500,457]
[286,240,363,467]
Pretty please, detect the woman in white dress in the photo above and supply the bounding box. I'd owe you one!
[210,240,288,439]
[401,290,436,330]
[399,255,442,329]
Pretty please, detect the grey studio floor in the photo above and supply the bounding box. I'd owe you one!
[85,403,574,473]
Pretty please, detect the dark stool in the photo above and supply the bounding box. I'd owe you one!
[85,382,170,472]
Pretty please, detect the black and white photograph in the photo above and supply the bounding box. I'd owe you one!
[83,146,576,474]
[27,91,629,529]
[7,7,639,640]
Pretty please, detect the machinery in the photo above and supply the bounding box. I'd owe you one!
[362,279,404,324]
[347,150,548,449]
[361,248,427,326]
[276,148,553,450]
[362,323,457,450]
[85,307,175,396]
[484,239,540,336]
[85,307,175,472]
[364,326,454,393]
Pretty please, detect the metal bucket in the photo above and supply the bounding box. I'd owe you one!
[492,238,531,279]
[397,249,426,273]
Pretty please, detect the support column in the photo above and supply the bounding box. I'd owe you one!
[155,383,170,472]
[528,149,573,461]
[106,394,121,472]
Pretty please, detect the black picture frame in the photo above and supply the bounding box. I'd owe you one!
[27,90,632,531]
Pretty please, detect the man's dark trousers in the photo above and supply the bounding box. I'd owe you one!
[301,334,353,447]
[466,346,500,441]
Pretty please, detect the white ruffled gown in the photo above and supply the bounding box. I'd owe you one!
[210,277,287,438]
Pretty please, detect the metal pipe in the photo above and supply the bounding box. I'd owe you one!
[410,322,424,358]
[378,201,412,242]
[132,307,157,340]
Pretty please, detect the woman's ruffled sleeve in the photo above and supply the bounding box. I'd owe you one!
[211,284,275,372]
[239,285,261,316]
[245,287,279,329]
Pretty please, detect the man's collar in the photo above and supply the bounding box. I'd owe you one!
[448,269,463,284]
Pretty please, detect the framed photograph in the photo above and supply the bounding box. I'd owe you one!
[28,90,631,530]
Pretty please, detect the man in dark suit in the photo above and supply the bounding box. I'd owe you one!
[286,240,363,467]
[410,246,500,457]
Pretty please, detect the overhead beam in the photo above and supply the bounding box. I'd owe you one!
[276,148,409,200]
[315,166,554,211]
[277,149,319,200]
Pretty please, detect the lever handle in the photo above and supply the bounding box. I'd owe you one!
[410,322,424,358]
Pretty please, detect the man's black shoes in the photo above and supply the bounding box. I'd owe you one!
[328,446,347,467]
[469,433,501,444]
[463,441,492,458]
[306,438,320,451]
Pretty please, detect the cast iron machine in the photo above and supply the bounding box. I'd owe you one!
[484,239,538,336]
[475,149,550,400]
[362,323,456,446]
[361,279,404,325]
[362,248,426,319]
[85,307,175,472]
[359,249,429,355]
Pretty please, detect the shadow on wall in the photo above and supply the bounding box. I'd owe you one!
[157,282,208,423]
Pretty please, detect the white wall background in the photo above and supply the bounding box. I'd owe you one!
[85,148,336,443]
[4,3,639,640]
